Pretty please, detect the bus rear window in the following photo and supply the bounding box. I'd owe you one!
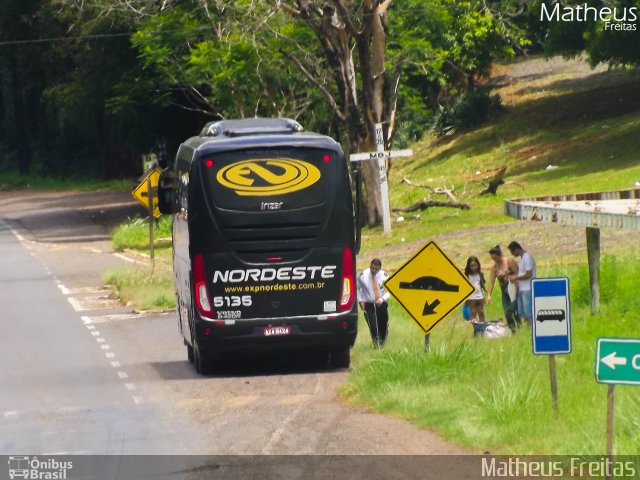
[201,148,334,212]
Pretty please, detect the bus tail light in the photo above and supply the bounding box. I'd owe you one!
[339,247,355,311]
[193,254,213,317]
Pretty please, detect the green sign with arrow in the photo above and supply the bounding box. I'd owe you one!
[595,338,640,386]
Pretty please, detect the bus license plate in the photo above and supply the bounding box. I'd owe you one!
[263,326,290,337]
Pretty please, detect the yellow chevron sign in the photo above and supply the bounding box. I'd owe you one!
[132,168,161,218]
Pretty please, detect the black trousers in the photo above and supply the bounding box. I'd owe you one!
[363,301,389,346]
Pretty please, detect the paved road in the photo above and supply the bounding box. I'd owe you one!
[0,190,471,478]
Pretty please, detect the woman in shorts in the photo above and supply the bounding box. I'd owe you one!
[464,256,486,323]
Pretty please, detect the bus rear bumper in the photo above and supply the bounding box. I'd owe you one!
[193,313,358,353]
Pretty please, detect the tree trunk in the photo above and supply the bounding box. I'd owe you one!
[358,0,389,227]
[360,137,383,226]
[278,0,397,227]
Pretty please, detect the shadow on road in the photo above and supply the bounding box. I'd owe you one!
[150,349,343,380]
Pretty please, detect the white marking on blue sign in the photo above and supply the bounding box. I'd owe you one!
[532,277,571,355]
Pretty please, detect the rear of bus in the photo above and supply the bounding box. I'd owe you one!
[185,121,357,367]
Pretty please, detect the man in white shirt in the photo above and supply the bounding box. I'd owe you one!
[356,258,391,347]
[507,241,537,324]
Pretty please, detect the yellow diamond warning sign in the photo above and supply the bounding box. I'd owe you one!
[132,168,161,219]
[384,241,474,334]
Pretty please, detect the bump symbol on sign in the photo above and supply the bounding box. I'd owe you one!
[399,276,460,293]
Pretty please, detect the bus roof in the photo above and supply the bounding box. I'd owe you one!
[181,118,343,159]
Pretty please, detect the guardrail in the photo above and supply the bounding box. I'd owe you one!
[504,188,640,230]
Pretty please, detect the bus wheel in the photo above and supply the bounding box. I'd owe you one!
[193,342,211,375]
[331,347,351,369]
[187,343,195,364]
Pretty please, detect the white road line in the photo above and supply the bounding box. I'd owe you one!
[261,375,323,454]
[80,313,139,324]
[65,286,108,294]
[67,297,83,312]
[3,221,147,413]
[113,252,136,263]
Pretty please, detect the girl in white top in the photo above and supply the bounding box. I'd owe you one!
[464,256,486,323]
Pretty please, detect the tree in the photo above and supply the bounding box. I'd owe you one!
[0,0,46,175]
[269,1,410,225]
[536,0,640,67]
[118,0,410,225]
[88,0,529,223]
[270,0,528,224]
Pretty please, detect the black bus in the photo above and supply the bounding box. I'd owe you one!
[158,118,358,374]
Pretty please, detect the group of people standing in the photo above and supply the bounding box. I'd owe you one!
[354,242,537,347]
[464,241,536,332]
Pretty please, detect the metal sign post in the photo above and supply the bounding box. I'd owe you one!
[349,123,413,234]
[146,175,155,272]
[606,384,615,480]
[532,277,572,413]
[132,167,162,271]
[548,354,559,413]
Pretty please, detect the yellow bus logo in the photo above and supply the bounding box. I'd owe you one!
[216,158,321,196]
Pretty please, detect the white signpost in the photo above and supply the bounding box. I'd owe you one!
[349,123,413,234]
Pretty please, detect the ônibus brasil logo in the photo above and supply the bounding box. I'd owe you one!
[8,456,73,479]
[540,2,638,31]
[216,158,321,196]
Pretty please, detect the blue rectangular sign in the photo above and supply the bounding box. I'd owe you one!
[532,277,571,355]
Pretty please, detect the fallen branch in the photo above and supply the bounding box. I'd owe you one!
[393,198,471,212]
[402,177,459,203]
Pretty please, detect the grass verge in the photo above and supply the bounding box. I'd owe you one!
[111,216,173,252]
[106,216,175,310]
[103,264,175,311]
[0,171,132,192]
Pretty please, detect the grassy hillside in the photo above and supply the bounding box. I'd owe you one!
[360,57,640,261]
[349,57,640,454]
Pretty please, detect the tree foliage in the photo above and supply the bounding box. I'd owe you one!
[535,0,640,66]
[6,0,637,218]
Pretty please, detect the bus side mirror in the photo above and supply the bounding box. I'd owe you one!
[158,170,178,215]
